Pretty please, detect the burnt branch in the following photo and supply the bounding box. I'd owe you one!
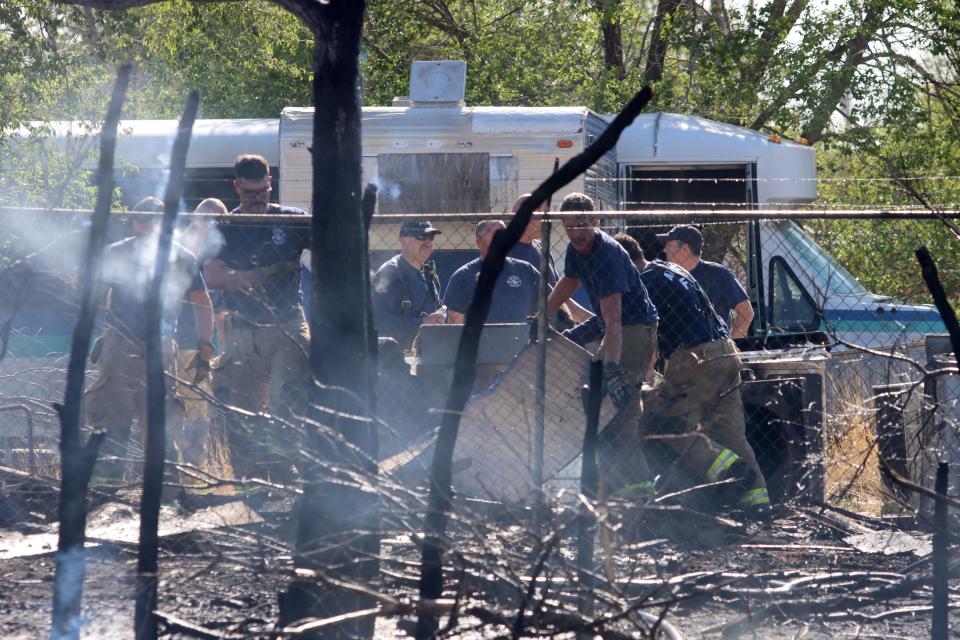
[416,85,655,638]
[916,246,960,376]
[135,89,199,640]
[51,62,131,640]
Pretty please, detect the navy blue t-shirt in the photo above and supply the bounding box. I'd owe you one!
[640,260,727,359]
[101,236,206,342]
[443,256,540,323]
[508,241,558,286]
[564,230,657,326]
[690,260,749,329]
[206,204,309,323]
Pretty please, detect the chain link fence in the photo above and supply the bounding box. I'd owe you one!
[0,204,958,635]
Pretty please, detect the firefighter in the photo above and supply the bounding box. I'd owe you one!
[443,220,540,324]
[371,219,447,350]
[86,196,214,480]
[616,232,770,514]
[546,193,659,492]
[201,154,310,480]
[659,225,755,338]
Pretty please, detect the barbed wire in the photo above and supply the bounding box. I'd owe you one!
[4,206,960,223]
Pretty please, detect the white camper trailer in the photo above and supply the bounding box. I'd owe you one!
[21,60,943,348]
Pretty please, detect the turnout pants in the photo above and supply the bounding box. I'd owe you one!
[596,322,658,495]
[644,337,769,508]
[174,348,213,467]
[84,331,183,479]
[212,311,310,480]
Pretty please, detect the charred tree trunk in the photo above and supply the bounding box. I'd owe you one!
[51,64,130,640]
[416,86,655,638]
[280,3,379,637]
[576,361,603,629]
[135,90,198,640]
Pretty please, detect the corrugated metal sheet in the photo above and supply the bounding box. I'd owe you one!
[584,113,617,211]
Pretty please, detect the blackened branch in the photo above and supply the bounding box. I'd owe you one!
[51,62,132,640]
[416,86,655,638]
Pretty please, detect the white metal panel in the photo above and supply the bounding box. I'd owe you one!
[615,112,816,204]
[471,107,589,134]
[41,119,281,171]
[281,105,595,217]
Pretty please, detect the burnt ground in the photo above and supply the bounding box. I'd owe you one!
[1,474,957,639]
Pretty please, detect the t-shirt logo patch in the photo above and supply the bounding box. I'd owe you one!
[272,228,286,245]
[506,275,522,288]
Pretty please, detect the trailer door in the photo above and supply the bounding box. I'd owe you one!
[378,152,491,214]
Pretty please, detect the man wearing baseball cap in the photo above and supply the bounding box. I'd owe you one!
[371,219,447,349]
[656,225,755,338]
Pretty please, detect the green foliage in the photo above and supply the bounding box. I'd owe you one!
[1,0,959,304]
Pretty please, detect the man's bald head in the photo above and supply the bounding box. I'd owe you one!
[512,194,547,243]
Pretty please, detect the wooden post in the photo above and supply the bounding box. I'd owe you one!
[577,360,603,635]
[932,462,949,640]
[533,220,551,532]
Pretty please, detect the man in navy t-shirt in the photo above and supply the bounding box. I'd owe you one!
[615,233,769,514]
[546,193,658,492]
[444,220,540,324]
[508,194,592,330]
[200,154,310,480]
[658,225,754,338]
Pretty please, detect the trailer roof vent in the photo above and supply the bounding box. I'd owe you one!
[409,60,466,105]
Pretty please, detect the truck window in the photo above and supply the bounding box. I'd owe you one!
[622,165,753,210]
[776,222,868,296]
[769,256,818,333]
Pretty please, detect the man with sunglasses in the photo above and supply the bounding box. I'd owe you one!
[372,219,447,350]
[200,154,310,480]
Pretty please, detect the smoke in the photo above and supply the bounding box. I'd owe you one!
[99,225,200,335]
[375,177,402,201]
[51,547,86,640]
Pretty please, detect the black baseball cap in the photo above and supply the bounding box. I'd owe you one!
[399,219,441,238]
[656,225,703,253]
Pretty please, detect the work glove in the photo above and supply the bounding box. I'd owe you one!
[551,306,575,332]
[603,362,633,412]
[526,313,543,344]
[193,340,215,383]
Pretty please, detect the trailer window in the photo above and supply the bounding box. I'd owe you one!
[768,257,819,333]
[622,165,753,210]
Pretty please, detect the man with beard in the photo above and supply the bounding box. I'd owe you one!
[201,155,310,480]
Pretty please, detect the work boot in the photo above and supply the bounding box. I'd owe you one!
[712,459,756,510]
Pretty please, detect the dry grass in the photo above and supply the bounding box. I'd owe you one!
[823,378,887,515]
